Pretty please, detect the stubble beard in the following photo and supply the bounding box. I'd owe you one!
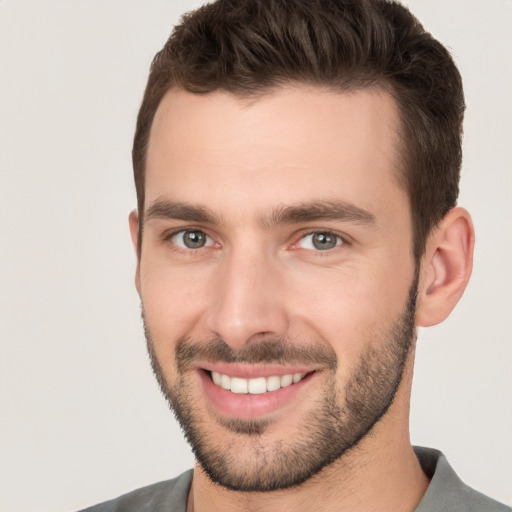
[143,272,418,492]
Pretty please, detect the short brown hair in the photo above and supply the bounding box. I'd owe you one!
[133,0,465,260]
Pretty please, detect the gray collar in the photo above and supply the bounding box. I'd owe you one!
[413,446,509,511]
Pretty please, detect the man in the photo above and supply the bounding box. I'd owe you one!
[81,0,510,510]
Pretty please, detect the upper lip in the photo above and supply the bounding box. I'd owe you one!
[196,362,316,379]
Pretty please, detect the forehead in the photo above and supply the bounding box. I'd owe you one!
[145,85,404,221]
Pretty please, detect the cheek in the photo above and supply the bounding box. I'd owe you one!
[139,258,212,343]
[289,264,413,365]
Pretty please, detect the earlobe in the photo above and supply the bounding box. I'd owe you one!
[416,207,475,327]
[128,210,142,295]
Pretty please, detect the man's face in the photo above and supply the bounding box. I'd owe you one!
[135,86,418,491]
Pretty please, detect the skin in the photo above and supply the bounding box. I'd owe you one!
[129,86,474,512]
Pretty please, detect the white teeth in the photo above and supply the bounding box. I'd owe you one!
[230,377,248,394]
[266,375,281,392]
[248,377,267,394]
[220,373,231,390]
[293,373,303,383]
[210,371,306,394]
[280,374,293,387]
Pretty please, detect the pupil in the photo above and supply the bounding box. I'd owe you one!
[313,233,336,250]
[184,231,205,248]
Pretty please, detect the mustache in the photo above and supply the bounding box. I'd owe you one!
[174,336,338,372]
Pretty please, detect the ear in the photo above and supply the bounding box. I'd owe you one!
[416,207,475,327]
[128,209,142,296]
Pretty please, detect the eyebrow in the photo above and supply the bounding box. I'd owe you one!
[144,198,375,228]
[145,200,219,224]
[260,200,376,228]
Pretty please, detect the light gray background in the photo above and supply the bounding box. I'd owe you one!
[0,1,510,511]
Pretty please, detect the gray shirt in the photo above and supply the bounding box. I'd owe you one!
[78,447,510,511]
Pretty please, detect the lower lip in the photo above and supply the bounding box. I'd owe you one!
[199,370,314,419]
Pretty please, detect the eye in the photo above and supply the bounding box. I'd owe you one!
[170,230,214,249]
[297,232,343,251]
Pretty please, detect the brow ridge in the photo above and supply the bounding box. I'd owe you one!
[144,198,376,228]
[260,200,376,228]
[145,199,219,224]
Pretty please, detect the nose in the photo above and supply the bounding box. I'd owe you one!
[203,247,289,349]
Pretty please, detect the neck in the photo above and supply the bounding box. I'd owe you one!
[187,355,429,512]
[189,441,428,512]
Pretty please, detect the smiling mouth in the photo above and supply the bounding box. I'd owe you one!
[209,370,309,395]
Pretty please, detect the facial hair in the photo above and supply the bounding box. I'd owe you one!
[143,271,418,492]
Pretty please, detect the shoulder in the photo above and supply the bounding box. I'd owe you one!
[76,469,193,512]
[414,447,511,512]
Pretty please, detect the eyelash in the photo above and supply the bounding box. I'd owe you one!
[163,228,216,251]
[293,230,346,253]
[162,228,348,254]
